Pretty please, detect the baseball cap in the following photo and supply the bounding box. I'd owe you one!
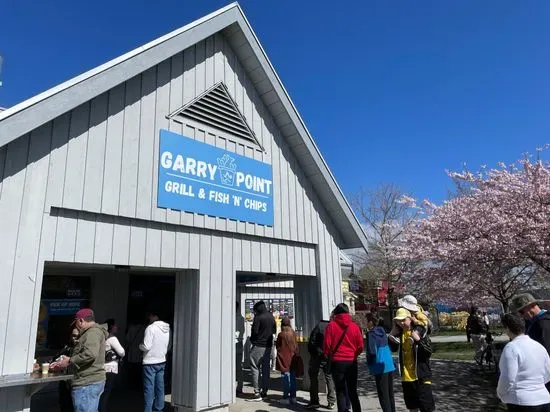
[74,308,94,321]
[394,308,412,320]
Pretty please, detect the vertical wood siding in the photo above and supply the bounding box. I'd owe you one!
[0,32,344,411]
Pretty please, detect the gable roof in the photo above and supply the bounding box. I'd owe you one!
[0,2,368,251]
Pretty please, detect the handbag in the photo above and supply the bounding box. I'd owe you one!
[325,326,349,374]
[291,354,305,377]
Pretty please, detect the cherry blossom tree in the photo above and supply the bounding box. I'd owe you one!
[400,153,550,311]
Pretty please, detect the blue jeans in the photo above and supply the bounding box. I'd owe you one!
[281,371,297,399]
[72,381,105,412]
[143,363,166,412]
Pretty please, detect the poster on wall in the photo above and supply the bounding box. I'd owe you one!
[243,298,295,323]
[157,129,274,226]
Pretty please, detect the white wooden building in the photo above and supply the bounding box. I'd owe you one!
[0,3,367,411]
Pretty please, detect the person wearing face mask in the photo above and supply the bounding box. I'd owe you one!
[388,308,434,412]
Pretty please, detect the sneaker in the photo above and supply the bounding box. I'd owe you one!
[306,403,321,409]
[328,403,336,410]
[278,398,291,405]
[247,394,263,402]
[290,397,297,404]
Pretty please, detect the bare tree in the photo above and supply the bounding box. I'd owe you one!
[351,183,418,315]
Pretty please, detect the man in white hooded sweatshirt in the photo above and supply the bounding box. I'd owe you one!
[140,310,171,412]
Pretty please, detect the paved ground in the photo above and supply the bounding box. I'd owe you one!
[30,356,504,411]
[231,356,504,412]
[430,334,507,343]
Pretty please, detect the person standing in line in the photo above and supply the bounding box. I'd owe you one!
[247,301,276,401]
[235,301,245,397]
[51,308,108,412]
[99,319,125,412]
[276,317,299,405]
[323,303,364,412]
[140,310,171,412]
[366,313,396,412]
[497,313,550,411]
[306,319,336,409]
[389,308,435,412]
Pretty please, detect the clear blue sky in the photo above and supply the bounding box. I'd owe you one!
[2,0,550,204]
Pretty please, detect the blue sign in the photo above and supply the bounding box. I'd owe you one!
[157,129,274,226]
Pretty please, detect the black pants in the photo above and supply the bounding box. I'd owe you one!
[331,361,361,412]
[508,404,550,412]
[309,355,336,405]
[374,372,395,412]
[99,372,117,411]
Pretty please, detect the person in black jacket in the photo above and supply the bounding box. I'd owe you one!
[389,308,435,412]
[511,293,550,392]
[248,301,276,401]
[306,320,336,409]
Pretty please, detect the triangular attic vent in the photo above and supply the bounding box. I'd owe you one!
[168,82,264,151]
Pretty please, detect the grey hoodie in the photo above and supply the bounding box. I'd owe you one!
[140,321,171,365]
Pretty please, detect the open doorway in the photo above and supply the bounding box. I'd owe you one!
[31,263,176,412]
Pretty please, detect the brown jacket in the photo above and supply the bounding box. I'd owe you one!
[276,326,298,373]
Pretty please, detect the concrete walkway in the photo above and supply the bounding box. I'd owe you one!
[231,357,504,412]
[431,334,507,343]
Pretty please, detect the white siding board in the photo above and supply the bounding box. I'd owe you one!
[260,241,270,273]
[167,53,184,225]
[151,60,170,223]
[112,219,131,265]
[145,222,162,267]
[119,76,142,217]
[82,94,108,213]
[279,142,290,239]
[208,235,222,405]
[196,235,211,409]
[75,212,96,263]
[241,239,251,272]
[251,240,261,272]
[39,214,57,263]
[221,236,233,403]
[129,223,147,266]
[101,85,125,215]
[63,103,89,210]
[161,229,176,268]
[94,215,114,264]
[0,146,6,199]
[286,244,295,275]
[278,244,288,275]
[288,155,298,241]
[175,230,190,269]
[54,209,77,262]
[233,238,242,271]
[44,113,71,213]
[189,232,200,269]
[3,125,50,375]
[136,68,157,221]
[269,243,279,273]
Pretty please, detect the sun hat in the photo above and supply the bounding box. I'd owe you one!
[398,295,419,312]
[509,293,538,313]
[394,308,412,320]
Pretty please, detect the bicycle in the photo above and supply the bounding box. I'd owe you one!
[474,331,504,372]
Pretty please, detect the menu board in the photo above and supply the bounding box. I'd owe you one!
[244,298,294,322]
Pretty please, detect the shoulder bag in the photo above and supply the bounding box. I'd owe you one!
[325,325,349,374]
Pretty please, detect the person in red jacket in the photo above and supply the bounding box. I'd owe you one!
[323,303,364,412]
